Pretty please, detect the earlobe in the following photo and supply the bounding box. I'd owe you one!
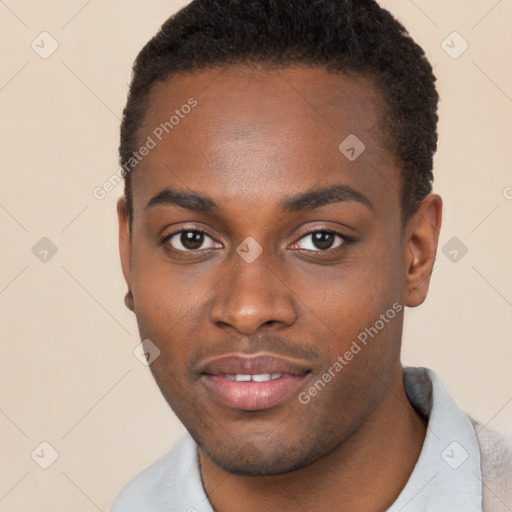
[124,290,134,311]
[404,194,443,308]
[117,196,133,309]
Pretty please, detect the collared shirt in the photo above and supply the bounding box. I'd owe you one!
[110,367,512,512]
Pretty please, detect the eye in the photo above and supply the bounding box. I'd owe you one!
[290,230,348,252]
[162,229,221,252]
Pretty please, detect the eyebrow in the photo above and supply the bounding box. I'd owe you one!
[145,184,373,213]
[145,189,218,212]
[280,184,374,212]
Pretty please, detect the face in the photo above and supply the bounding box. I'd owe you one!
[118,66,440,476]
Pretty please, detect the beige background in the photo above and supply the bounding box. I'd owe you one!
[0,0,511,510]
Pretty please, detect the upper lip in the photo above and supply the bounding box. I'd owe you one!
[199,354,311,376]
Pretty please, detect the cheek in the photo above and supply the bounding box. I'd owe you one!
[130,242,202,325]
[301,253,402,331]
[129,246,218,378]
[296,245,405,371]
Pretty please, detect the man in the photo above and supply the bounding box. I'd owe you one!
[111,0,511,510]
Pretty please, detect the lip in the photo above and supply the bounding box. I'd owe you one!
[199,354,310,411]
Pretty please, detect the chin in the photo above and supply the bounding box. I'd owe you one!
[206,451,314,477]
[198,435,327,477]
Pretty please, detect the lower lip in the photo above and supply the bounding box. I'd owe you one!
[201,374,306,411]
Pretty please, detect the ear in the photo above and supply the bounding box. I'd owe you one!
[404,194,443,308]
[117,197,133,306]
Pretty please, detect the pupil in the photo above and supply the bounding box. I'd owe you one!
[181,231,204,250]
[313,232,334,250]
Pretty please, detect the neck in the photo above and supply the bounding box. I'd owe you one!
[199,364,427,512]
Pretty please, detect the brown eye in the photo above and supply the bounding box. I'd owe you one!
[163,230,221,252]
[292,230,345,251]
[179,231,205,250]
[310,232,337,250]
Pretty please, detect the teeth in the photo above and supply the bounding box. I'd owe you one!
[251,373,272,382]
[224,373,283,382]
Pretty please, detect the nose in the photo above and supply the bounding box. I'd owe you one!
[209,253,298,335]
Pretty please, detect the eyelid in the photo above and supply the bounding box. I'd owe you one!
[162,226,210,241]
[160,226,221,249]
[160,226,354,253]
[290,228,352,251]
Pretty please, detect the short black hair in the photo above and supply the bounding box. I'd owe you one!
[120,0,438,225]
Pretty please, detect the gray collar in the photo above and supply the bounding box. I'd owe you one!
[110,366,485,512]
[387,366,483,511]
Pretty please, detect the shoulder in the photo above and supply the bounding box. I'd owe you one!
[471,419,512,512]
[109,433,201,512]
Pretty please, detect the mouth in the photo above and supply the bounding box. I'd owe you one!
[223,373,285,382]
[199,354,310,411]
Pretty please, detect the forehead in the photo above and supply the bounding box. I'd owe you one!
[131,65,400,219]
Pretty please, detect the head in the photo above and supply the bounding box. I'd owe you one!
[118,0,442,476]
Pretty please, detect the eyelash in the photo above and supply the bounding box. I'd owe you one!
[159,227,355,253]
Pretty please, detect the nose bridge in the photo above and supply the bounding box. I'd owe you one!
[210,249,296,333]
